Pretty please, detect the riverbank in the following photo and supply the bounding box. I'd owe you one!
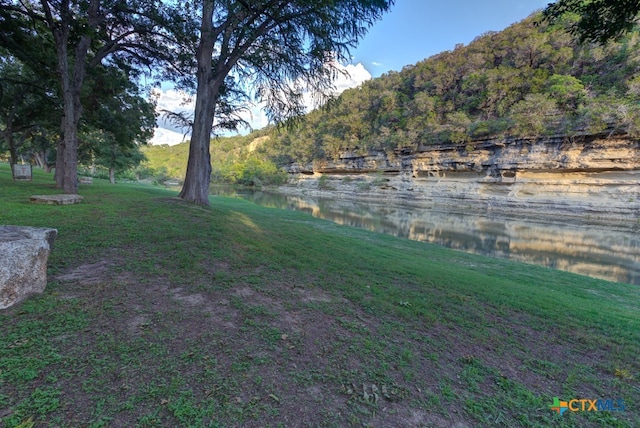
[283,135,640,224]
[1,165,639,427]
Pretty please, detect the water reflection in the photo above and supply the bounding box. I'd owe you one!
[211,186,640,285]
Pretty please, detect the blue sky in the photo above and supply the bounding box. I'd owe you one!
[152,0,553,144]
[351,0,551,77]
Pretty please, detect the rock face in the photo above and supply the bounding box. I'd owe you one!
[283,135,640,223]
[0,226,58,309]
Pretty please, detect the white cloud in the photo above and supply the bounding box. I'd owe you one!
[332,62,372,94]
[150,62,372,143]
[236,102,270,134]
[149,127,189,146]
[302,61,372,112]
[153,88,195,114]
[149,88,195,146]
[153,89,195,133]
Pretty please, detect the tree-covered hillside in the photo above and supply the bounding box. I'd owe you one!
[257,13,640,165]
[141,127,286,185]
[144,12,640,181]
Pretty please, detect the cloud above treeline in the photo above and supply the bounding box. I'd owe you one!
[149,62,372,146]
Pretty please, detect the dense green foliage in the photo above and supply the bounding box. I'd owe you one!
[257,13,640,164]
[0,51,59,169]
[140,143,191,180]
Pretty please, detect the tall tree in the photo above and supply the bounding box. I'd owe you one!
[177,0,394,205]
[543,0,640,43]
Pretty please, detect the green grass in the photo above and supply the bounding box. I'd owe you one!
[1,163,639,427]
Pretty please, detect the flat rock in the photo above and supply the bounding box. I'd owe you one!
[0,226,58,309]
[30,194,84,205]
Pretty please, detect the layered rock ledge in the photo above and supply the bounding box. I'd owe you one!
[0,226,57,309]
[282,135,640,223]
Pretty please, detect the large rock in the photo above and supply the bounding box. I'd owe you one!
[0,226,57,309]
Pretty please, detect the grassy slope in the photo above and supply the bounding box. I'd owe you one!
[0,164,638,427]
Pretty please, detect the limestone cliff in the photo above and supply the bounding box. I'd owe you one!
[281,135,640,223]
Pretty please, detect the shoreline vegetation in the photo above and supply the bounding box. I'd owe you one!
[1,165,639,427]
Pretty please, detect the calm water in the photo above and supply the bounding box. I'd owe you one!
[210,187,640,285]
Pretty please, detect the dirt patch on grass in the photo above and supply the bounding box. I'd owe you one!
[2,253,637,427]
[42,258,440,426]
[54,259,123,285]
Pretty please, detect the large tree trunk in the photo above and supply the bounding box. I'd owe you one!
[44,0,95,195]
[5,132,18,167]
[57,97,80,194]
[109,167,115,184]
[178,1,218,206]
[178,88,217,205]
[56,42,90,194]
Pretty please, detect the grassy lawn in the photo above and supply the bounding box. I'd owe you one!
[1,164,638,427]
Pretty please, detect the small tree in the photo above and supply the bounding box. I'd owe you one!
[445,111,472,143]
[93,135,148,183]
[545,74,586,111]
[81,67,156,182]
[509,93,559,137]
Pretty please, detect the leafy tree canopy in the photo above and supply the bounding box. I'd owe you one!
[543,0,640,43]
[0,50,59,168]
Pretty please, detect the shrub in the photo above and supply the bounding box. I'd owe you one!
[218,156,288,187]
[318,174,334,190]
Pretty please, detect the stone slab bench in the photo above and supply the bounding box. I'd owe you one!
[30,194,84,205]
[0,226,57,309]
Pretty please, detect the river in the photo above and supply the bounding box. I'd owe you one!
[210,186,640,286]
